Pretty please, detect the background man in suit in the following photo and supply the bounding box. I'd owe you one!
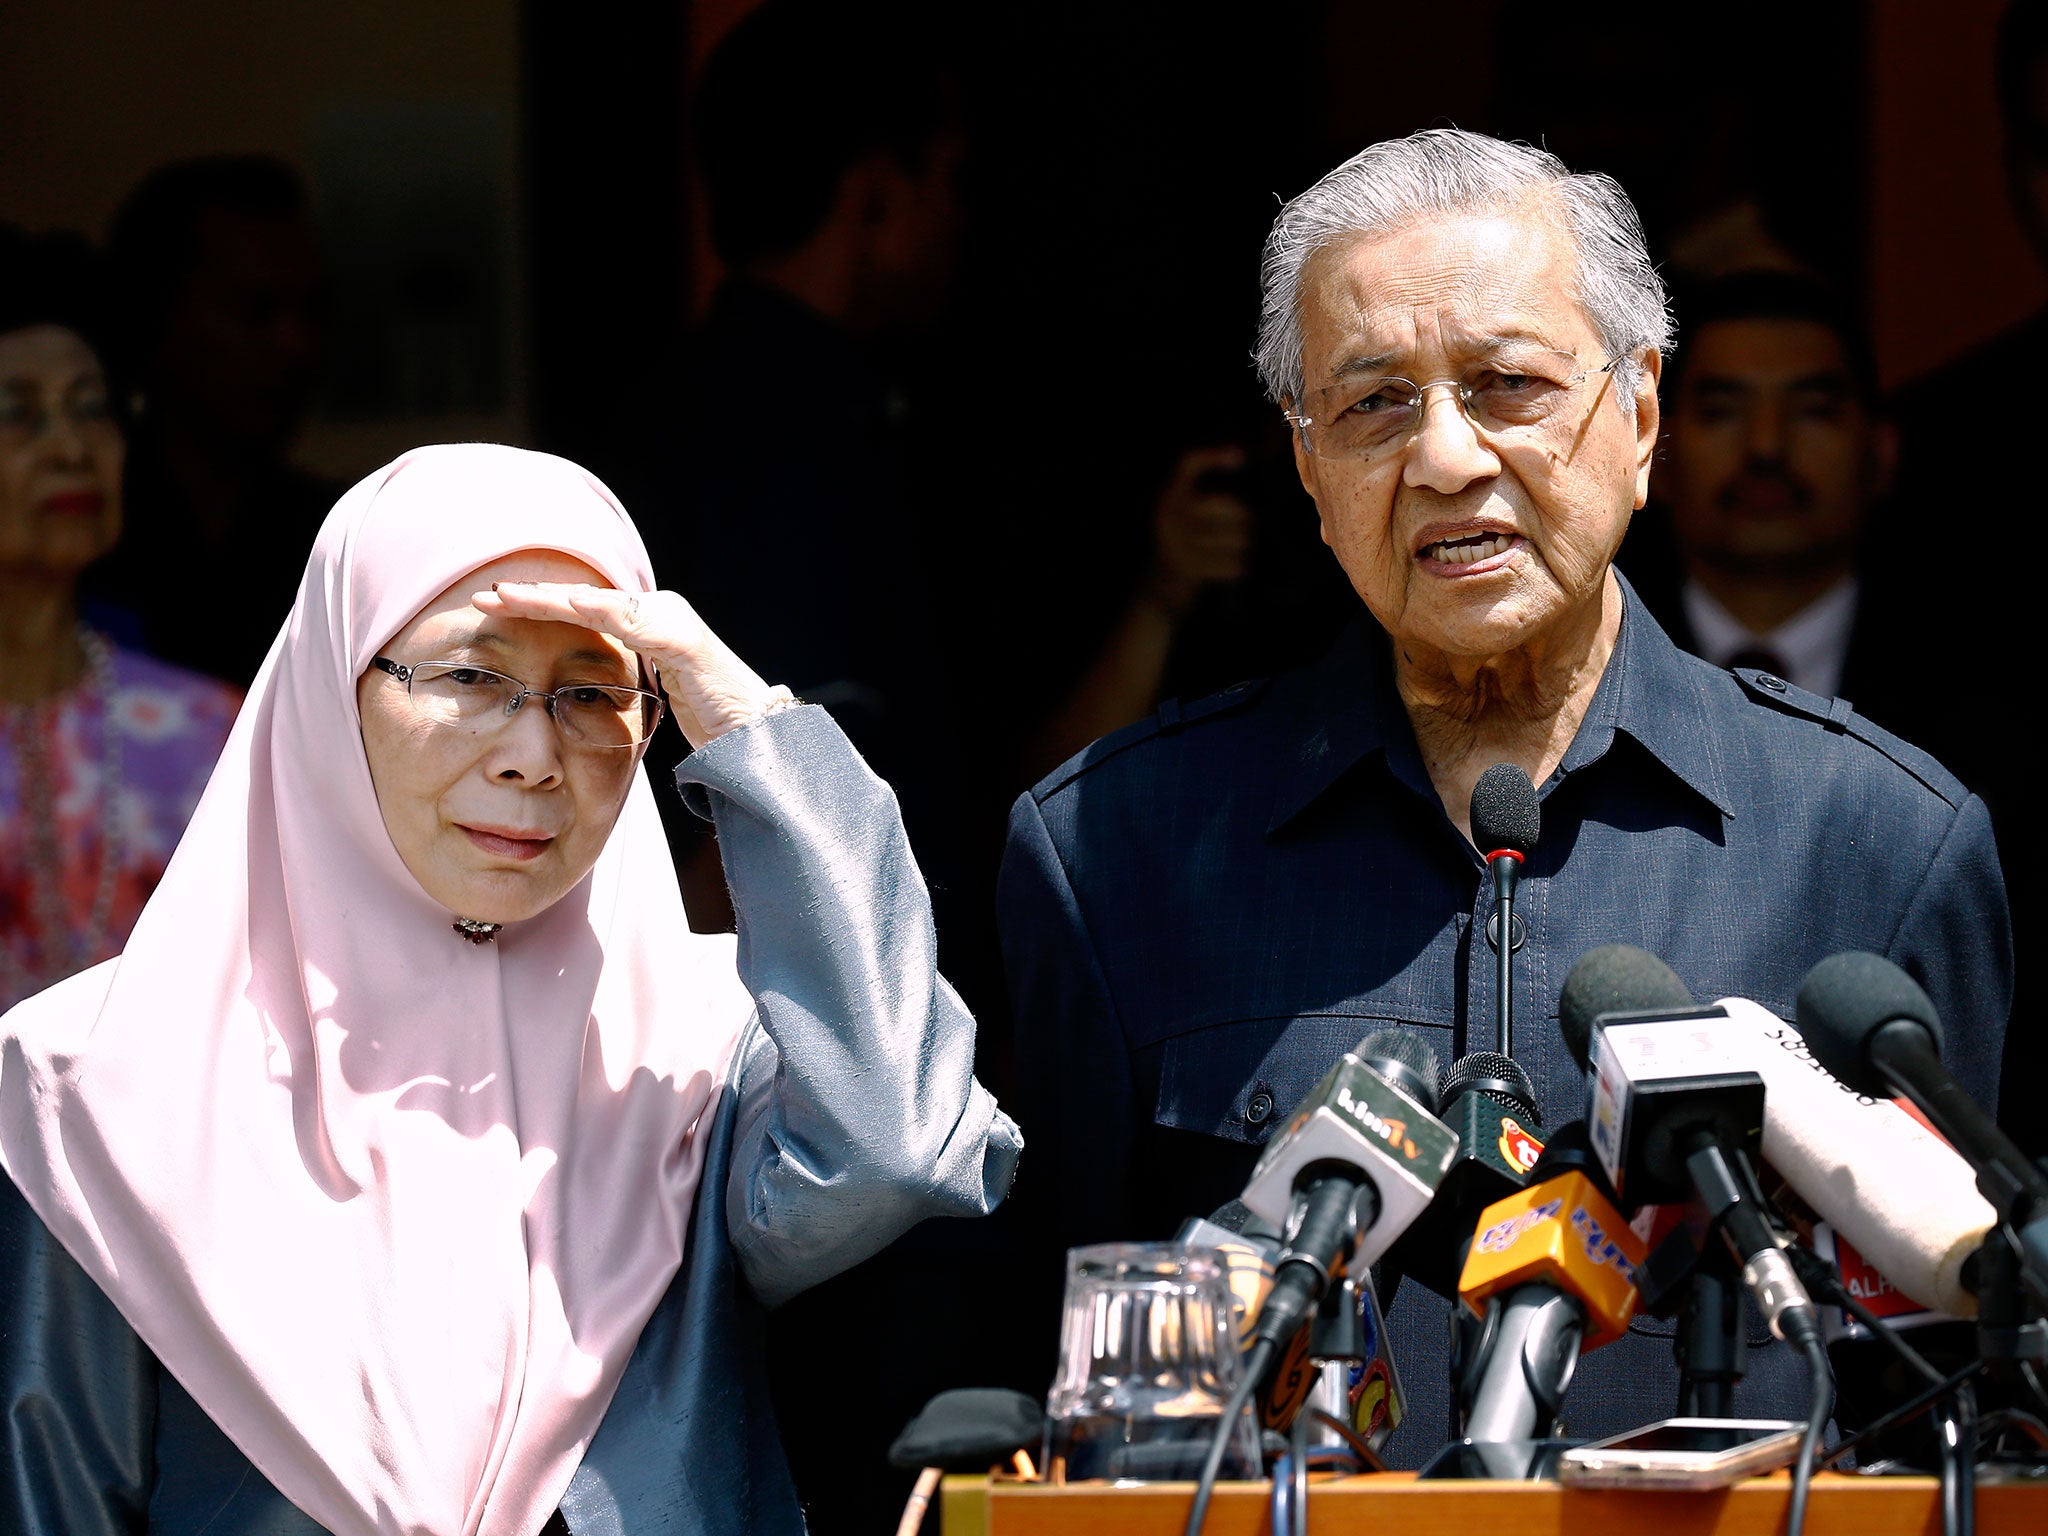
[1640,272,1898,713]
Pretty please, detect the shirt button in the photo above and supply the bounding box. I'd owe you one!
[1245,1090,1275,1127]
[1757,673,1787,692]
[1486,910,1527,954]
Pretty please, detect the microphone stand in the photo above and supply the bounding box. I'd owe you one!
[1674,1251,1746,1417]
[1640,1214,1747,1417]
[1485,850,1522,1057]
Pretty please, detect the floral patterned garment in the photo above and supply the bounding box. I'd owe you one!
[0,640,239,1011]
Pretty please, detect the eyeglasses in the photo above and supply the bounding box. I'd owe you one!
[1287,352,1628,461]
[371,658,665,750]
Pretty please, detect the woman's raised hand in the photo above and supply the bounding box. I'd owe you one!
[473,582,789,750]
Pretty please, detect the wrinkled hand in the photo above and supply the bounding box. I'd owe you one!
[473,581,786,749]
[1146,445,1252,617]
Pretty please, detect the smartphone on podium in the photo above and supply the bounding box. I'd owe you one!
[1558,1418,1805,1489]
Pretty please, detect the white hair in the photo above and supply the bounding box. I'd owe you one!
[1255,128,1674,416]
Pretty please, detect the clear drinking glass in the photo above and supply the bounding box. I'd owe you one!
[1042,1242,1263,1484]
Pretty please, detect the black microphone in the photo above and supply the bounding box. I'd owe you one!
[1558,946,1823,1355]
[1470,764,1540,1057]
[1556,943,1701,1067]
[1394,1050,1545,1299]
[1237,1029,1459,1360]
[1795,952,2048,1303]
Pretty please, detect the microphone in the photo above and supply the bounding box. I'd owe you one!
[1179,1205,1407,1451]
[1470,764,1540,1057]
[1709,995,1993,1315]
[1558,947,1820,1353]
[1560,946,1993,1314]
[1454,1138,1648,1441]
[1395,1050,1545,1298]
[1794,952,2048,1302]
[1238,1029,1460,1359]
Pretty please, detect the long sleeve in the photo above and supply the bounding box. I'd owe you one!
[1885,789,2012,1114]
[675,704,1021,1310]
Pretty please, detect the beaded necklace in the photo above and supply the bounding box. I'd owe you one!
[0,628,124,1006]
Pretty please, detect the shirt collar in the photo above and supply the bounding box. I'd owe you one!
[1265,571,1734,836]
[1680,576,1859,699]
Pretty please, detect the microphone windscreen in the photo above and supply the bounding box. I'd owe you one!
[1439,1050,1539,1121]
[888,1388,1043,1470]
[1794,951,1946,1096]
[1470,762,1541,855]
[1356,1026,1443,1111]
[1557,944,1696,1067]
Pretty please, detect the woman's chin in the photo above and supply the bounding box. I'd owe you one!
[429,868,571,927]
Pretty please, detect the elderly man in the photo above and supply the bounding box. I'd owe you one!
[998,129,2010,1460]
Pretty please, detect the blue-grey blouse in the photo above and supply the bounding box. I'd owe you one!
[1,704,1022,1534]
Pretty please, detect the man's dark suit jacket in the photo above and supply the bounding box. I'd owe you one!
[999,576,2011,1465]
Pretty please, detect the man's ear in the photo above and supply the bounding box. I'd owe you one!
[1631,349,1663,510]
[1283,401,1332,544]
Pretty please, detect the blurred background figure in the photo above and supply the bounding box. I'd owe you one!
[80,156,333,688]
[620,0,970,937]
[0,225,238,1013]
[1638,272,1904,711]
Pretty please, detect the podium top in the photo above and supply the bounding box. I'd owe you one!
[940,1469,2048,1536]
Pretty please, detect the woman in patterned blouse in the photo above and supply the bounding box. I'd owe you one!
[0,226,238,1010]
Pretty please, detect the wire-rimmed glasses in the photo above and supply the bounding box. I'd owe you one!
[371,657,665,750]
[1287,351,1628,461]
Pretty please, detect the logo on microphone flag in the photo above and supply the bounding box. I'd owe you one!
[1498,1118,1544,1174]
[1458,1172,1646,1348]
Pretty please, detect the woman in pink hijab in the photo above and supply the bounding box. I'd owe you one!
[0,444,1020,1536]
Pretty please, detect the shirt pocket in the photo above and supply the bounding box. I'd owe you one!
[1151,1012,1459,1148]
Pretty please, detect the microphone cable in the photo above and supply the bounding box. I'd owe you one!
[1182,1336,1275,1536]
[1789,1241,1973,1536]
[1785,1323,1835,1536]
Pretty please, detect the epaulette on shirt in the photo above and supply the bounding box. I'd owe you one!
[1731,666,1967,809]
[1032,678,1270,800]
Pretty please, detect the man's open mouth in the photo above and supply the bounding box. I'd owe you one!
[1421,531,1514,564]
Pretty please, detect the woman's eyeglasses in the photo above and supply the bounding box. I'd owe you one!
[371,658,665,750]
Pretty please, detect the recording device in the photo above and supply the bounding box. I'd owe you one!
[1238,1029,1460,1359]
[1395,1048,1545,1298]
[1559,948,1991,1313]
[1470,763,1540,1058]
[1557,1418,1806,1489]
[1794,951,2048,1305]
[1558,948,1821,1356]
[1454,1163,1648,1442]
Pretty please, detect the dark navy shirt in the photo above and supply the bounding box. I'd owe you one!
[998,576,2011,1462]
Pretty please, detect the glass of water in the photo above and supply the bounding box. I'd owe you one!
[1043,1242,1262,1484]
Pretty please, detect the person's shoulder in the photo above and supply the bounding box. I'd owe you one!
[1707,661,1970,810]
[1025,677,1275,807]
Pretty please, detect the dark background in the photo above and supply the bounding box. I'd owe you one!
[3,1,2027,713]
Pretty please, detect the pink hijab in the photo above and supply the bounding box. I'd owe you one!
[0,445,754,1535]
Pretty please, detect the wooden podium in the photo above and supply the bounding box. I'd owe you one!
[941,1470,2048,1534]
